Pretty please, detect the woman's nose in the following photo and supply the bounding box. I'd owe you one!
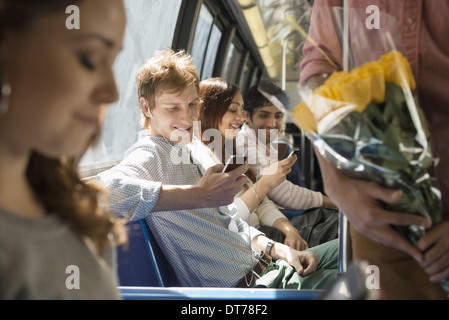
[236,109,246,122]
[93,68,120,105]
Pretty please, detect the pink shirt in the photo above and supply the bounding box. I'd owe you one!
[300,0,449,219]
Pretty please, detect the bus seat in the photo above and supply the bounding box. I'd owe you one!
[141,219,181,287]
[117,221,326,300]
[280,209,304,220]
[117,219,180,287]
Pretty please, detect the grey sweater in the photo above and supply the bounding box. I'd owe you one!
[0,207,120,300]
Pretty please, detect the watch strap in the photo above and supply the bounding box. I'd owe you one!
[265,240,275,256]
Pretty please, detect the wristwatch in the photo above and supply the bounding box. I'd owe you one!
[265,240,275,256]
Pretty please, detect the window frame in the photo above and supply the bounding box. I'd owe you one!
[173,0,264,89]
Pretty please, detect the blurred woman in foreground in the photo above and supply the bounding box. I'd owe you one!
[0,0,127,299]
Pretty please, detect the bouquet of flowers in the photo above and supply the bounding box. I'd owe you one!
[294,50,441,244]
[289,3,449,295]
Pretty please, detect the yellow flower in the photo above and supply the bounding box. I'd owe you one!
[294,51,416,133]
[351,61,386,104]
[338,72,371,112]
[313,72,348,101]
[316,69,373,113]
[380,51,416,90]
[314,83,342,101]
[293,102,318,133]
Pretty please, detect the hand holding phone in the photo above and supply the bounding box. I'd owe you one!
[222,155,237,173]
[288,148,300,158]
[222,150,248,173]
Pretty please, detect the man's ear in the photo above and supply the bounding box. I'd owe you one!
[140,97,152,118]
[244,110,253,128]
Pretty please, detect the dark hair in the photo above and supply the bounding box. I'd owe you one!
[1,0,126,252]
[199,78,257,182]
[244,81,289,118]
[199,78,239,142]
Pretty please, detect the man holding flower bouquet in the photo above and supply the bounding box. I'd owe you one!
[298,0,449,299]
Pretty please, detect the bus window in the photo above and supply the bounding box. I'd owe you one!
[249,66,261,89]
[190,3,224,80]
[201,24,223,80]
[238,54,255,95]
[222,42,243,84]
[191,5,214,78]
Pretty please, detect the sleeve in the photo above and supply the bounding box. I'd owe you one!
[299,0,344,85]
[232,197,251,222]
[91,149,163,221]
[253,196,287,227]
[227,196,264,244]
[233,182,288,228]
[234,215,264,244]
[268,180,323,210]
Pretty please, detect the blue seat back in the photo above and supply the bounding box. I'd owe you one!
[117,219,180,287]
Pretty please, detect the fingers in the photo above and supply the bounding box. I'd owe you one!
[201,164,248,205]
[265,156,296,170]
[282,246,317,276]
[300,240,309,251]
[208,163,249,187]
[371,186,403,204]
[234,174,248,191]
[208,163,248,174]
[384,230,424,263]
[364,184,430,228]
[276,158,294,175]
[422,244,449,282]
[417,222,449,252]
[292,238,308,251]
[227,164,249,178]
[417,222,449,282]
[355,223,424,263]
[301,254,318,276]
[229,165,249,191]
[208,163,225,173]
[375,210,430,229]
[335,180,430,257]
[349,206,430,245]
[280,155,297,169]
[295,263,304,275]
[428,268,449,283]
[285,238,307,251]
[295,242,308,251]
[290,251,317,276]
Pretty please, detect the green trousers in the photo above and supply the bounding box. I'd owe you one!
[253,238,339,290]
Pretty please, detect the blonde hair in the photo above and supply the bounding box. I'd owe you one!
[136,48,200,128]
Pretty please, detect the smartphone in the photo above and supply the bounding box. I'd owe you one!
[288,148,300,158]
[222,150,248,173]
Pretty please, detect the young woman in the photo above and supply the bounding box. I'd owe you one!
[0,0,127,299]
[198,78,309,251]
